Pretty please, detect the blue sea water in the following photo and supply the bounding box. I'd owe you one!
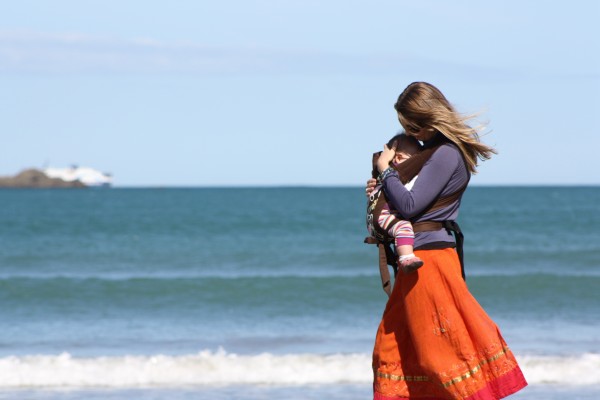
[0,187,599,399]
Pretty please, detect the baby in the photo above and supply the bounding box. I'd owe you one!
[366,133,424,274]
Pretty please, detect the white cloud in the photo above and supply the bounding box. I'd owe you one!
[0,30,526,78]
[0,31,259,74]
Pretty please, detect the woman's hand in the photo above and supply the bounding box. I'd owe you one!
[376,144,396,173]
[365,178,377,197]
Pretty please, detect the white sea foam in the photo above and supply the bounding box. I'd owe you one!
[0,350,598,388]
[518,353,600,385]
[0,350,370,388]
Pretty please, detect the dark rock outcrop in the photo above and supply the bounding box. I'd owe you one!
[0,169,86,188]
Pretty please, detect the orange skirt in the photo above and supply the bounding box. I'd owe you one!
[372,248,527,400]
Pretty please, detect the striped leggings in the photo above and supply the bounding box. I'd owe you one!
[378,203,414,247]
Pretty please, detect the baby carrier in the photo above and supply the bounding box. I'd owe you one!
[365,136,468,295]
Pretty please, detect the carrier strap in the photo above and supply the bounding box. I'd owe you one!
[364,236,397,296]
[425,182,467,214]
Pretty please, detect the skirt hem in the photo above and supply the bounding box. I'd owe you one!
[373,365,527,400]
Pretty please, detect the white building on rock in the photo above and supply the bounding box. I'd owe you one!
[44,166,113,187]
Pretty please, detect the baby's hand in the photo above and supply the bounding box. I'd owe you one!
[376,144,396,173]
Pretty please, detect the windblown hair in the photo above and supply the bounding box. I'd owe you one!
[394,82,496,173]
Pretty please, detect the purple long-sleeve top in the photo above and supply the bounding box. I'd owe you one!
[381,140,470,249]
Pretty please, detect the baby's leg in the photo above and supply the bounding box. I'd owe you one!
[377,205,414,254]
[378,205,423,273]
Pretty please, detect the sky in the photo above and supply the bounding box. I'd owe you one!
[0,1,598,186]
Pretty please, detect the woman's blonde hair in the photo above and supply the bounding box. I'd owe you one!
[394,82,496,173]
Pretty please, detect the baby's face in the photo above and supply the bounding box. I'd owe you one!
[394,151,412,164]
[394,143,419,164]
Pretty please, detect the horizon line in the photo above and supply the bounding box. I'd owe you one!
[104,183,600,189]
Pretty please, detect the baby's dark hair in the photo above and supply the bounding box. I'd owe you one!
[387,132,422,154]
[371,132,422,179]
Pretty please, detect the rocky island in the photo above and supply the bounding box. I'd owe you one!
[0,167,112,188]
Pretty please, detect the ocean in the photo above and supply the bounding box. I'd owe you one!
[0,187,598,399]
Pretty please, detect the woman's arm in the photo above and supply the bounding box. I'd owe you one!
[382,145,462,218]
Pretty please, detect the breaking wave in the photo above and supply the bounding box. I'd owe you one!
[1,350,598,388]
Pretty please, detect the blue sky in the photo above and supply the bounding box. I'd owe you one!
[0,1,598,186]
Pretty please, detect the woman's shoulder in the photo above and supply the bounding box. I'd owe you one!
[425,141,469,188]
[428,142,463,167]
[434,143,470,190]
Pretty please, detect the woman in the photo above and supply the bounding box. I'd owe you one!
[366,82,527,400]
